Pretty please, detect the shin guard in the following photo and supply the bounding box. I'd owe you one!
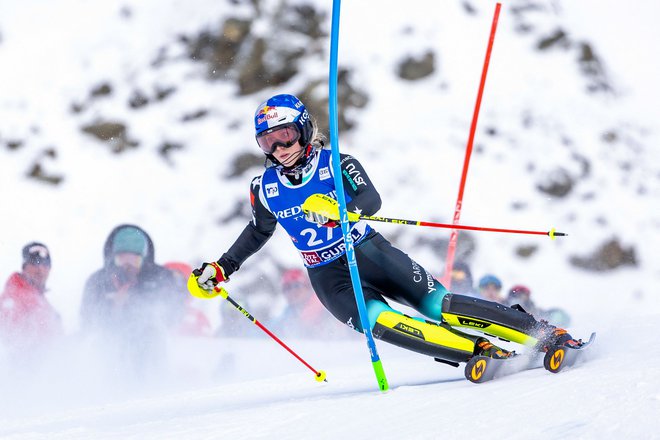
[372,311,481,363]
[441,294,542,346]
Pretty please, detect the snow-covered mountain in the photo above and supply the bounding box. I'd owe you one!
[1,0,659,323]
[1,0,659,437]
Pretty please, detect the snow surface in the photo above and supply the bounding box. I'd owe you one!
[1,0,659,438]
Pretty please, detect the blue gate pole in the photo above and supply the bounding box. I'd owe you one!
[329,0,388,391]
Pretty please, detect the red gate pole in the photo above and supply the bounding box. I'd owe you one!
[442,3,502,288]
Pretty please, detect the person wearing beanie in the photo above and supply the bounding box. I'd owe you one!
[506,284,572,327]
[80,224,183,374]
[478,274,504,302]
[0,242,63,356]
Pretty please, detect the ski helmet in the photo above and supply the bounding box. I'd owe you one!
[254,94,316,172]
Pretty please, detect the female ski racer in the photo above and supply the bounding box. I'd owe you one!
[194,94,581,364]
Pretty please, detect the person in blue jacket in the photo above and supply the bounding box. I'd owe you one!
[193,94,582,365]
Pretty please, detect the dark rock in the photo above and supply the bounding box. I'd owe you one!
[461,1,477,15]
[537,28,569,50]
[26,148,64,185]
[129,90,150,109]
[296,68,368,134]
[6,139,24,150]
[81,121,139,153]
[578,42,612,93]
[158,141,184,165]
[237,38,303,95]
[181,109,209,122]
[71,102,85,113]
[286,4,327,40]
[90,82,113,98]
[154,85,176,101]
[515,244,538,258]
[397,51,435,81]
[536,167,574,198]
[185,18,252,76]
[226,152,264,178]
[182,3,328,95]
[570,237,638,271]
[602,130,618,143]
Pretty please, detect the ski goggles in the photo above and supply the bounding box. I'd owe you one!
[256,123,301,154]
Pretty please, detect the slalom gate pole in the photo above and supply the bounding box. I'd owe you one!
[329,0,389,391]
[187,277,327,382]
[442,2,502,289]
[358,214,566,239]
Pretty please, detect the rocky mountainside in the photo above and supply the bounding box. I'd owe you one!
[1,0,658,324]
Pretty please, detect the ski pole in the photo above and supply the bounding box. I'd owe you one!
[187,275,327,382]
[359,214,566,239]
[302,193,567,239]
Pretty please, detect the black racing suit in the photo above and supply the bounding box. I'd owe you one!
[216,151,445,332]
[215,150,561,361]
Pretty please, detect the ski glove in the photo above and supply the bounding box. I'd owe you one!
[194,261,228,291]
[304,211,339,228]
[301,194,361,227]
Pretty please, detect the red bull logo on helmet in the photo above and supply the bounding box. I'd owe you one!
[257,106,300,128]
[256,110,279,125]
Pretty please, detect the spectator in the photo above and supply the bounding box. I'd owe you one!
[477,274,504,302]
[506,285,537,315]
[80,224,182,374]
[506,284,571,327]
[0,242,62,358]
[215,270,284,338]
[164,261,213,338]
[274,268,347,338]
[448,261,477,296]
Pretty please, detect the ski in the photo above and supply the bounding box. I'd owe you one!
[464,351,542,384]
[464,332,597,383]
[543,332,596,373]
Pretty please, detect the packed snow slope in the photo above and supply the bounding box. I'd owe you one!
[0,0,659,438]
[0,323,659,439]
